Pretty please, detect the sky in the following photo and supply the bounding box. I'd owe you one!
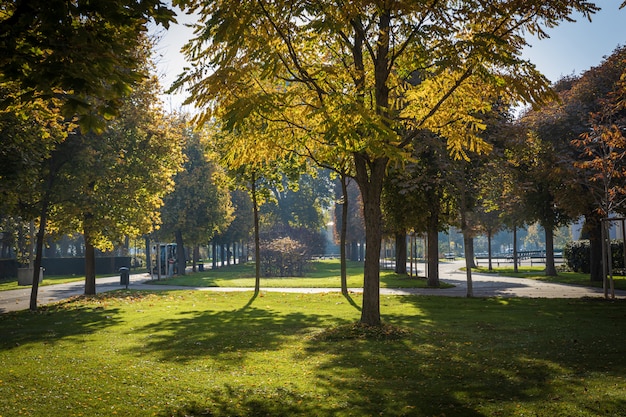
[152,2,626,112]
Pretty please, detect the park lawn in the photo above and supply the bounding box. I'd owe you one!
[1,290,624,417]
[476,266,626,291]
[148,259,441,289]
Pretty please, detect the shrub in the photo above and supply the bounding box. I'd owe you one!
[564,240,590,273]
[565,239,625,273]
[260,237,310,277]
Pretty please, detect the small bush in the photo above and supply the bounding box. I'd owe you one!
[260,237,310,277]
[564,240,590,273]
[565,239,625,273]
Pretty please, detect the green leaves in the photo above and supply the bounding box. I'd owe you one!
[0,0,175,130]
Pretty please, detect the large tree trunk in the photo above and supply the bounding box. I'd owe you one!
[427,210,440,287]
[354,154,386,326]
[394,231,407,274]
[544,223,557,276]
[175,230,185,275]
[340,174,348,295]
[84,229,96,295]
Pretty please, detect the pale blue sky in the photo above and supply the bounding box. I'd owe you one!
[154,2,626,111]
[522,1,626,82]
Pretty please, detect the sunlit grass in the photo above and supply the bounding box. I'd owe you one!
[148,259,444,289]
[1,291,624,416]
[475,265,626,291]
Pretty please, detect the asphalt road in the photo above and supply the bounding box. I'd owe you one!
[1,260,624,314]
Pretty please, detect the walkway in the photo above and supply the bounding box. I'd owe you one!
[1,261,624,314]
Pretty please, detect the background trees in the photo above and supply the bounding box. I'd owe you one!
[521,46,626,281]
[1,1,177,308]
[50,69,184,294]
[159,124,233,275]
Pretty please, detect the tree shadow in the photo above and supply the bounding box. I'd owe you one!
[158,385,337,417]
[0,298,123,352]
[127,296,349,364]
[342,291,362,311]
[324,295,626,416]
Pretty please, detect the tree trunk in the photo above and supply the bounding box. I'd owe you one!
[354,154,386,326]
[84,230,96,295]
[175,230,185,275]
[340,173,348,295]
[145,236,152,274]
[29,206,49,311]
[192,245,199,272]
[587,215,603,281]
[252,172,261,295]
[426,210,440,287]
[464,232,474,297]
[350,240,358,261]
[487,230,493,271]
[394,231,407,274]
[466,236,476,268]
[513,227,519,274]
[212,242,218,270]
[544,223,557,276]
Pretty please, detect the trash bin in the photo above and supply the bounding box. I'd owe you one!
[119,267,130,289]
[198,261,204,272]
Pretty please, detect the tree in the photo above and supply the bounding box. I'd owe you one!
[175,0,599,326]
[0,0,175,132]
[523,46,626,280]
[160,124,233,275]
[50,68,184,295]
[263,171,333,257]
[1,2,176,309]
[383,134,457,287]
[213,189,254,267]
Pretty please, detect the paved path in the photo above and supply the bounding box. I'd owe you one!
[1,261,625,314]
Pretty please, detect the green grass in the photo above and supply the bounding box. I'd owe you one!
[147,259,445,289]
[476,266,626,291]
[1,291,625,416]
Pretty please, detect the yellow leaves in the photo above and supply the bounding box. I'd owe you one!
[401,69,495,160]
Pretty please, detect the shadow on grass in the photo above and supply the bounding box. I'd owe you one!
[159,385,327,417]
[373,296,626,416]
[128,299,350,364]
[0,296,123,351]
[343,291,361,311]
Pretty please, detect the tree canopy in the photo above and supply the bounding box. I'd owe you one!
[174,0,598,325]
[0,0,175,131]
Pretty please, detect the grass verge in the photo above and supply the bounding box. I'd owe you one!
[0,273,129,292]
[1,291,624,416]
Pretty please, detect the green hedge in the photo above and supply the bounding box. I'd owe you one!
[564,240,625,273]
